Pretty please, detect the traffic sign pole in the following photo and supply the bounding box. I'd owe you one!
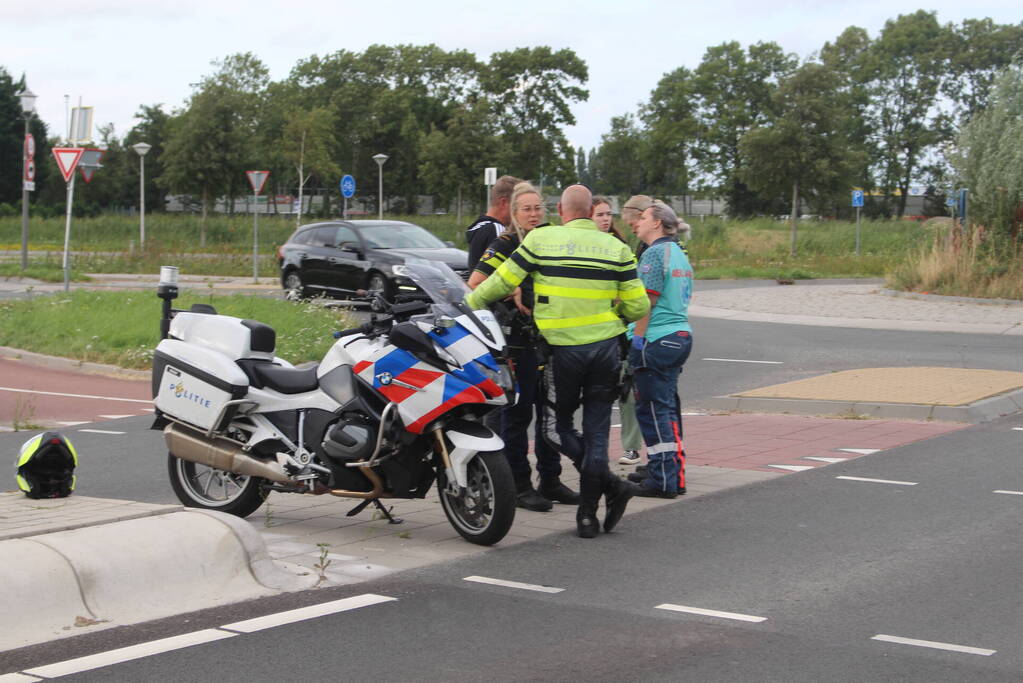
[246,171,270,284]
[62,173,76,292]
[851,190,865,257]
[856,206,861,256]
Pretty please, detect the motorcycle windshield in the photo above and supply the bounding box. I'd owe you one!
[401,259,470,314]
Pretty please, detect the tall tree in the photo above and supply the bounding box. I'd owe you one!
[481,47,588,183]
[740,62,865,254]
[418,98,499,215]
[0,68,50,207]
[863,11,947,216]
[692,41,797,216]
[279,106,340,225]
[820,26,876,204]
[641,66,701,200]
[160,53,268,242]
[951,64,1023,245]
[590,114,645,195]
[124,104,170,212]
[943,19,1023,123]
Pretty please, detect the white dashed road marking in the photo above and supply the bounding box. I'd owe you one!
[836,476,917,486]
[805,457,848,463]
[78,429,126,435]
[655,604,767,623]
[871,634,995,656]
[702,358,783,364]
[768,465,814,472]
[838,448,881,455]
[56,421,90,426]
[99,414,137,419]
[463,576,565,593]
[15,594,397,679]
[220,594,396,633]
[22,630,236,678]
[993,490,1023,496]
[0,387,151,403]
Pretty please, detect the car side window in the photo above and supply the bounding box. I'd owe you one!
[291,229,313,245]
[310,226,338,247]
[336,227,359,250]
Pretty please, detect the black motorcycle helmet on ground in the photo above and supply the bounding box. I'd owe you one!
[16,431,78,499]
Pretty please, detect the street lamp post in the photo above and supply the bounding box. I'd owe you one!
[18,86,37,271]
[132,142,152,250]
[372,153,388,220]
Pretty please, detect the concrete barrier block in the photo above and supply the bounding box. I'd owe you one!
[0,539,93,651]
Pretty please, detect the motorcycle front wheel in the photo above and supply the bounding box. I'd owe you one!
[437,450,515,546]
[167,453,266,518]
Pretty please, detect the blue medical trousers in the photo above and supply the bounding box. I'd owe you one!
[630,331,692,493]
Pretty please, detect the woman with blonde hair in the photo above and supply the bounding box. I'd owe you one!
[468,182,577,511]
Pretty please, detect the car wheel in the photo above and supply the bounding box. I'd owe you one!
[365,271,392,312]
[283,269,306,301]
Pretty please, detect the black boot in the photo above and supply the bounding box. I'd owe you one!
[576,472,605,539]
[576,505,599,538]
[603,474,636,533]
[539,477,580,505]
[515,476,552,512]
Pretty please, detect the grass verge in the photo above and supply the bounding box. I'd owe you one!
[887,228,1023,300]
[0,291,353,369]
[0,263,90,282]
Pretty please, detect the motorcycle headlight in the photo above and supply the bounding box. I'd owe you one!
[476,361,514,394]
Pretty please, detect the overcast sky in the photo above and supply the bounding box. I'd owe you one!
[4,0,1019,156]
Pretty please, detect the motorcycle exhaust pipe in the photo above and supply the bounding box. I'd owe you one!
[163,423,292,484]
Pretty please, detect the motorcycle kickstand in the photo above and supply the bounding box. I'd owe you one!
[346,498,404,525]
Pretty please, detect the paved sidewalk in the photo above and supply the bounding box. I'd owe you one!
[249,413,968,583]
[0,494,179,542]
[710,367,1023,422]
[692,283,1023,335]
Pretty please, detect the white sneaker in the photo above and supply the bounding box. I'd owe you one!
[618,450,641,465]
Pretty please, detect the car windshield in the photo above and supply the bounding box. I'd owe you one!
[359,223,446,249]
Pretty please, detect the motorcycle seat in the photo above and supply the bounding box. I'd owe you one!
[251,363,320,394]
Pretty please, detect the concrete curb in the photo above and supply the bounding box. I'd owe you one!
[0,346,149,380]
[0,509,316,652]
[879,288,1023,307]
[705,386,1023,423]
[688,304,1023,336]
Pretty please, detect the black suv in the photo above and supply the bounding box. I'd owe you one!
[277,220,470,300]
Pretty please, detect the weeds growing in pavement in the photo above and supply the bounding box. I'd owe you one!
[314,543,332,583]
[12,395,43,431]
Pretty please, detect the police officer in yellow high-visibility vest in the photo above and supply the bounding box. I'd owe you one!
[465,185,650,538]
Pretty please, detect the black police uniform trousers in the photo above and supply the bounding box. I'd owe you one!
[539,336,621,508]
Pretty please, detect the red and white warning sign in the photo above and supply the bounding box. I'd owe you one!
[52,147,85,183]
[246,170,270,195]
[77,148,105,183]
[24,134,36,183]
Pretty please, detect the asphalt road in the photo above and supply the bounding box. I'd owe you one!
[4,280,1023,680]
[6,414,1023,681]
[2,303,1020,503]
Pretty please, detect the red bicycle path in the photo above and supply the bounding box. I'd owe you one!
[0,356,966,472]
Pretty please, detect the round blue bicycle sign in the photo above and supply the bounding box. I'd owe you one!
[340,174,356,198]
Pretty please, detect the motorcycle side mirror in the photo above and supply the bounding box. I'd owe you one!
[390,322,447,370]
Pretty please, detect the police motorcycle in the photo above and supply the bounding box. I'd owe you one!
[151,260,517,545]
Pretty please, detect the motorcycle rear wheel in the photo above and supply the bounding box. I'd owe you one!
[167,453,266,518]
[438,450,515,546]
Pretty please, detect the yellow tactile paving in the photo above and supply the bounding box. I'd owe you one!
[735,367,1023,406]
